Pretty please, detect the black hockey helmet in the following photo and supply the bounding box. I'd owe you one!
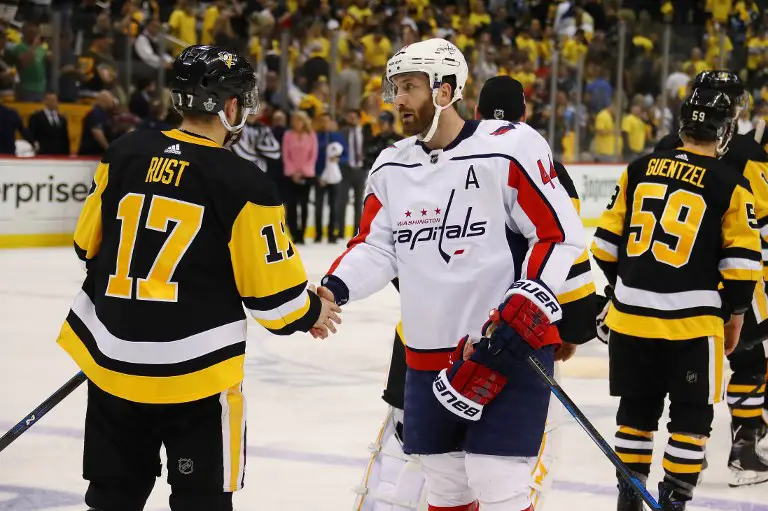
[692,70,746,103]
[170,45,259,133]
[691,70,747,154]
[679,88,735,145]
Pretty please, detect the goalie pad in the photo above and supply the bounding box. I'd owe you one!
[354,407,427,511]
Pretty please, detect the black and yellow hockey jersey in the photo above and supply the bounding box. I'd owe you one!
[57,128,321,404]
[554,161,599,344]
[591,147,762,340]
[656,133,768,344]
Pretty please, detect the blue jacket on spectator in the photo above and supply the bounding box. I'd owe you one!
[315,130,348,175]
[0,104,34,155]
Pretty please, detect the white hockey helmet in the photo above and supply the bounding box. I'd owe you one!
[382,38,468,143]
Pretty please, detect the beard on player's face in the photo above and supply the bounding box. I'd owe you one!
[399,99,435,137]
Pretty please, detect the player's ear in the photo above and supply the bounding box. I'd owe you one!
[474,105,481,120]
[225,97,239,124]
[437,82,453,108]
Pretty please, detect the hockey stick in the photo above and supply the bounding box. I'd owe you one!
[526,355,662,511]
[0,371,87,454]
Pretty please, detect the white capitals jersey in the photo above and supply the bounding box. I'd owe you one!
[327,120,585,370]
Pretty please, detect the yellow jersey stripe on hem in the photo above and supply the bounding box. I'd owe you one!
[57,320,245,404]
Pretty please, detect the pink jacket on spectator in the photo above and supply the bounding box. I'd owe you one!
[282,130,318,178]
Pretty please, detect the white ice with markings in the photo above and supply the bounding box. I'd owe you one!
[0,231,766,510]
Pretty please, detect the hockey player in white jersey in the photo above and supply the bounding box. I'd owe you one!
[352,75,599,511]
[318,39,586,511]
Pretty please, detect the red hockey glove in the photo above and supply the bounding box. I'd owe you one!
[433,280,563,423]
[433,335,509,422]
[495,279,563,352]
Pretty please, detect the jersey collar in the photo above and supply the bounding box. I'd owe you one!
[163,129,221,148]
[416,120,480,154]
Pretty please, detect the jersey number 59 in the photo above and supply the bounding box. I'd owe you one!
[627,184,706,268]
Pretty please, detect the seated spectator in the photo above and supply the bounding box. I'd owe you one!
[0,29,15,94]
[10,21,49,102]
[359,27,392,71]
[57,31,80,103]
[212,9,242,52]
[112,104,141,139]
[202,0,227,45]
[29,92,70,155]
[167,0,198,56]
[134,18,173,72]
[0,102,34,155]
[129,78,155,119]
[136,99,172,131]
[299,77,329,131]
[79,90,115,156]
[78,31,120,101]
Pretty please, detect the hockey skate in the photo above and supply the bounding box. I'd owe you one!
[657,481,686,511]
[728,425,768,487]
[616,478,644,511]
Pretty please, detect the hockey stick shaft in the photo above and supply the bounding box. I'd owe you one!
[526,355,662,511]
[0,371,87,454]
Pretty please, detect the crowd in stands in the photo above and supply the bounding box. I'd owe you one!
[2,0,768,239]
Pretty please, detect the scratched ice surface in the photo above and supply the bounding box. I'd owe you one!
[0,231,766,510]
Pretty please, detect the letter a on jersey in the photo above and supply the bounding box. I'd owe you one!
[465,165,479,190]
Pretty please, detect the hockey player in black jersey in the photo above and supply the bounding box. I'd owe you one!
[654,70,768,487]
[354,75,599,511]
[56,46,341,511]
[593,87,762,510]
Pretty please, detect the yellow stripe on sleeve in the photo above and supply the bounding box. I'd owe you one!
[229,202,309,300]
[596,169,629,237]
[722,184,761,257]
[73,162,109,260]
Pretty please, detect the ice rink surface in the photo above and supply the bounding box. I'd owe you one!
[1,231,767,510]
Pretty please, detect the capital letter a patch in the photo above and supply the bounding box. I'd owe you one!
[465,165,479,190]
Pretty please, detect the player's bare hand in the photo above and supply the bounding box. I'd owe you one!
[316,285,335,303]
[310,296,342,339]
[554,341,577,362]
[724,313,744,356]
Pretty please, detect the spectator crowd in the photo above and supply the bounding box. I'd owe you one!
[2,0,768,241]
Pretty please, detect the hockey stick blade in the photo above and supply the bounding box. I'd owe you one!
[0,371,87,454]
[526,355,662,511]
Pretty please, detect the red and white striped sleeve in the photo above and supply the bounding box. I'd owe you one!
[507,133,586,293]
[324,178,397,304]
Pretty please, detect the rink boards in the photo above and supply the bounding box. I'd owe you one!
[0,158,626,248]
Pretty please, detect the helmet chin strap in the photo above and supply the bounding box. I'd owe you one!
[418,91,461,144]
[218,106,250,148]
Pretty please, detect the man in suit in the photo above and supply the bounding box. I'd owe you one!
[335,108,369,240]
[29,92,70,155]
[0,102,35,155]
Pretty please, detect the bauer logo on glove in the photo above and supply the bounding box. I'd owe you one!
[432,279,562,422]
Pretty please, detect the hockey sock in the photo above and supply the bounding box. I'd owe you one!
[615,426,654,480]
[662,433,707,499]
[728,381,766,429]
